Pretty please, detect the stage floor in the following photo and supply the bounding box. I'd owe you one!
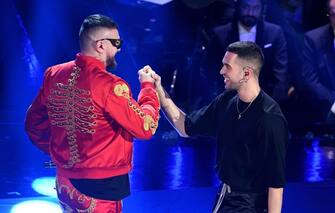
[0,122,334,212]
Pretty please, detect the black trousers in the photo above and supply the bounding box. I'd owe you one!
[212,184,267,213]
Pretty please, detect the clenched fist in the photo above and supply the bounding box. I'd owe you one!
[138,65,156,83]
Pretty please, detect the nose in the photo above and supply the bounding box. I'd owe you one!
[220,66,226,75]
[245,8,253,16]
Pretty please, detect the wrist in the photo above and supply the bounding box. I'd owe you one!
[141,82,155,89]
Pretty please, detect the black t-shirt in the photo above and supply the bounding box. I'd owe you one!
[185,90,288,193]
[70,173,130,201]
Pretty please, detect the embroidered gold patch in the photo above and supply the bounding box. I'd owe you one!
[143,115,157,134]
[47,65,96,169]
[151,121,158,134]
[114,83,130,99]
[56,178,97,212]
[143,115,152,131]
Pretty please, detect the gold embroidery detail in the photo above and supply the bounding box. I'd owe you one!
[56,178,97,213]
[143,115,158,134]
[113,82,158,134]
[114,83,130,99]
[47,65,97,169]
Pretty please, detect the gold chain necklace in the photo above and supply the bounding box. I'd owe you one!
[236,95,257,120]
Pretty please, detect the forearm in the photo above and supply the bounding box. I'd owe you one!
[25,104,51,154]
[268,187,283,213]
[157,86,188,137]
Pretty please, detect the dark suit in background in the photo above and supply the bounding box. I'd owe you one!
[201,20,289,102]
[302,24,335,121]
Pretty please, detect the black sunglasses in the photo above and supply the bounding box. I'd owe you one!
[96,38,122,49]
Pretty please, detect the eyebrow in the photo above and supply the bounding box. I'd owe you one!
[222,62,231,68]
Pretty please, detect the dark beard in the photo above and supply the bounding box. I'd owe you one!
[239,15,258,27]
[106,57,117,69]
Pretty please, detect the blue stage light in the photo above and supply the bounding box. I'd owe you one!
[10,200,61,213]
[141,0,173,5]
[31,177,57,198]
[306,139,324,182]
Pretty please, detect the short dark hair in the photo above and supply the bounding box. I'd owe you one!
[227,41,264,74]
[79,14,118,44]
[234,0,266,18]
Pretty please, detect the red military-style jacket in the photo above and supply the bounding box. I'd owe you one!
[25,54,160,179]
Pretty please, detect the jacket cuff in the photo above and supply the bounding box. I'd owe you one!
[141,82,155,89]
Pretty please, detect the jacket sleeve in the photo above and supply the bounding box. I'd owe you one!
[259,114,288,188]
[105,80,160,139]
[271,26,289,101]
[25,69,51,154]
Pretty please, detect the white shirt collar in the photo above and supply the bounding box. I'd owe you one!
[238,22,257,42]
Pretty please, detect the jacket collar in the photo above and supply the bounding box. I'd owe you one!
[75,53,106,71]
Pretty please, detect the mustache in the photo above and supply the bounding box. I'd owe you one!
[240,15,257,20]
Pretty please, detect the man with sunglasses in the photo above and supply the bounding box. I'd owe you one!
[25,14,160,212]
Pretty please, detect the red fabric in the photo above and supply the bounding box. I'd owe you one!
[25,54,160,179]
[56,174,123,213]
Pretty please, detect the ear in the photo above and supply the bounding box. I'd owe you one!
[95,40,104,54]
[243,66,253,78]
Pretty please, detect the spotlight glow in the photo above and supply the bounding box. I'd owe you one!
[10,200,61,213]
[32,177,57,197]
[141,0,173,5]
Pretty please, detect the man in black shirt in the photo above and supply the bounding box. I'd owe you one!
[152,41,288,213]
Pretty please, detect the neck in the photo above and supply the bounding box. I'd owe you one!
[80,50,106,66]
[237,83,261,102]
[239,22,255,32]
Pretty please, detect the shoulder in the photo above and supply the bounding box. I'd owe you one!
[260,112,286,128]
[261,92,280,111]
[107,75,132,98]
[86,68,133,99]
[45,61,74,76]
[259,91,287,123]
[262,21,284,37]
[213,23,234,36]
[305,24,330,39]
[190,90,236,116]
[108,74,130,88]
[263,21,280,29]
[90,68,130,89]
[213,22,233,32]
[257,110,288,143]
[214,90,237,104]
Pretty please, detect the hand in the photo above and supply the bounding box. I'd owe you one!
[138,65,155,83]
[151,72,163,91]
[151,72,170,108]
[331,102,335,114]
